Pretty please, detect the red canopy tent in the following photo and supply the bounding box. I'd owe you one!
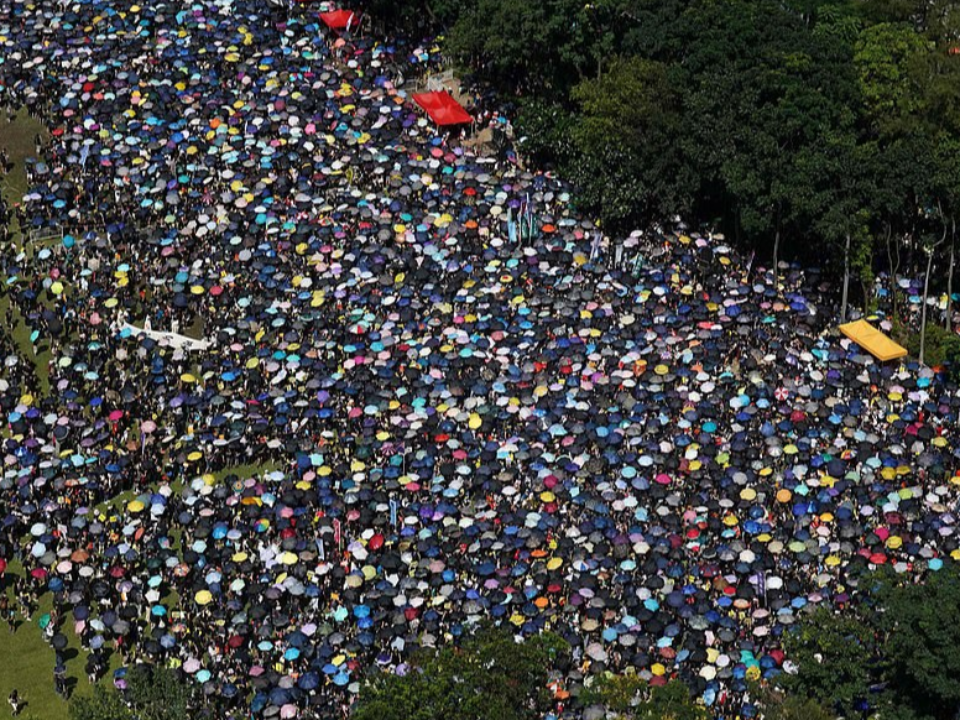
[319,9,359,31]
[412,91,473,127]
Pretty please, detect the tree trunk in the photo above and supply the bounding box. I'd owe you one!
[841,232,851,322]
[885,227,899,321]
[920,230,946,365]
[946,218,956,330]
[772,227,780,292]
[920,250,932,364]
[772,204,783,292]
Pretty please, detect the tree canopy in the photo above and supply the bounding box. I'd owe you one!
[783,567,960,720]
[371,0,960,317]
[69,667,196,720]
[352,626,569,720]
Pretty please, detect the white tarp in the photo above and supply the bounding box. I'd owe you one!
[120,323,212,351]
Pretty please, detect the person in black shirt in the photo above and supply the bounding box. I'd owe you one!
[8,690,23,716]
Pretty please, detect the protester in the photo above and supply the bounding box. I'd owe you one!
[0,0,959,718]
[8,689,23,716]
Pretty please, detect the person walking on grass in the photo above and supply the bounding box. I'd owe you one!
[8,689,23,716]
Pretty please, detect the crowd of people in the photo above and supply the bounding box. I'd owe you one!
[1,0,960,718]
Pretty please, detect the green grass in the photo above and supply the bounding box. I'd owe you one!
[3,460,283,719]
[0,109,52,394]
[0,107,46,212]
[0,561,116,720]
[2,112,285,717]
[0,292,51,396]
[0,113,87,719]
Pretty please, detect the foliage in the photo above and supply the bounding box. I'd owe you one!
[780,606,881,716]
[69,686,130,720]
[352,626,569,720]
[69,667,195,720]
[515,97,577,168]
[875,567,960,719]
[421,0,960,320]
[783,567,960,720]
[581,675,708,720]
[565,57,693,232]
[750,682,835,720]
[894,317,960,373]
[854,22,932,135]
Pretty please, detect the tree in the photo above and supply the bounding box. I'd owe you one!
[565,57,693,233]
[794,127,876,319]
[69,667,196,720]
[445,0,588,95]
[70,686,130,720]
[680,0,860,273]
[780,606,882,716]
[931,134,960,326]
[580,674,708,720]
[353,626,569,720]
[875,569,960,720]
[854,22,932,137]
[783,567,960,720]
[751,682,836,720]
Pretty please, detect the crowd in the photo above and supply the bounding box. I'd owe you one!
[1,0,960,718]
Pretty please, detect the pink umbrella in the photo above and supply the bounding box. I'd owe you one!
[347,407,363,419]
[183,658,201,674]
[108,410,124,421]
[654,473,672,485]
[280,704,297,719]
[141,420,157,433]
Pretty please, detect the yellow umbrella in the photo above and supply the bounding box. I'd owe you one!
[127,500,145,513]
[280,552,298,565]
[195,590,213,605]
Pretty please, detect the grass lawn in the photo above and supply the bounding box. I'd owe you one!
[1,111,286,717]
[0,107,46,208]
[0,109,52,394]
[0,561,114,720]
[2,459,283,719]
[0,113,84,719]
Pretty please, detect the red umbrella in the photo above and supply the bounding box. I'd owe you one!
[0,558,7,574]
